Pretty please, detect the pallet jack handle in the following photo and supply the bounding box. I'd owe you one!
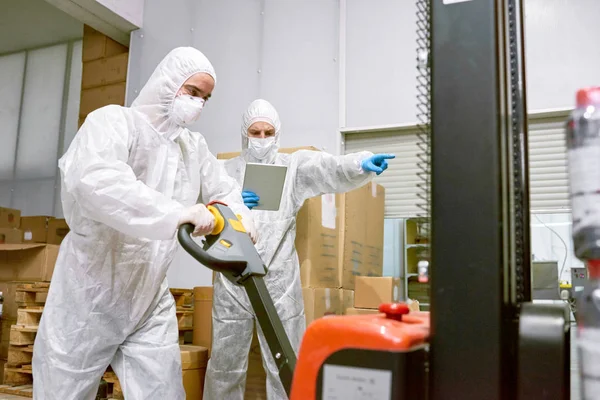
[177,204,296,398]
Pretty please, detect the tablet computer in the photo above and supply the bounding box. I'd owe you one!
[242,163,288,211]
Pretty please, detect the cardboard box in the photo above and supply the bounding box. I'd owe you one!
[180,345,208,399]
[82,25,128,62]
[0,244,59,282]
[345,307,381,316]
[0,229,23,244]
[354,276,401,309]
[47,218,69,245]
[297,194,341,288]
[365,183,385,277]
[192,287,213,356]
[338,185,369,289]
[0,208,20,229]
[338,182,386,289]
[303,287,342,326]
[80,82,126,116]
[82,53,129,89]
[245,330,266,399]
[20,216,52,243]
[341,289,354,313]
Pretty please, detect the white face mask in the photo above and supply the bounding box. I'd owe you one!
[248,137,277,160]
[171,95,205,127]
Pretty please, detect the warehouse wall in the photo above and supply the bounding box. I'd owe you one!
[127,0,341,156]
[129,0,600,151]
[129,0,600,288]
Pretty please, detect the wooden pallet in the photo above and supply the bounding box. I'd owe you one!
[178,327,194,345]
[102,371,124,400]
[176,309,193,330]
[170,288,194,309]
[15,283,49,308]
[2,366,32,387]
[8,326,36,347]
[7,345,33,368]
[0,384,33,398]
[3,283,48,386]
[171,288,194,344]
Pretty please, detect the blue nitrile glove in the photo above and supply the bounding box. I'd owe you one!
[361,153,395,175]
[242,191,260,210]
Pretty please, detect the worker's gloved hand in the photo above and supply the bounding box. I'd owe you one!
[239,213,258,244]
[361,153,395,175]
[178,204,216,237]
[242,191,260,210]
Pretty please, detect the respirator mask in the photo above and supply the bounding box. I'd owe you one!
[171,95,205,127]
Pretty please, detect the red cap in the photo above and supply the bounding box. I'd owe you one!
[378,303,410,321]
[588,259,600,279]
[576,87,600,108]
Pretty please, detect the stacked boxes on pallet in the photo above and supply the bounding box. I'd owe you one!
[0,209,68,394]
[79,25,129,128]
[215,147,386,399]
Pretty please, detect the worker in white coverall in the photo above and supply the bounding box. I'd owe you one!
[204,99,394,399]
[32,47,257,400]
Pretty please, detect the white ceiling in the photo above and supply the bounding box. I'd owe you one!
[0,0,83,55]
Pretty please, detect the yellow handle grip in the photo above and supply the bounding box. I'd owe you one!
[207,205,225,236]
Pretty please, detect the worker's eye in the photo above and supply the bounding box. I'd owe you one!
[183,85,199,98]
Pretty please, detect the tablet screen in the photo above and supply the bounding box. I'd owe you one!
[242,163,288,211]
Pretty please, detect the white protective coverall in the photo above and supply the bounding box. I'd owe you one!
[204,99,375,399]
[32,47,252,400]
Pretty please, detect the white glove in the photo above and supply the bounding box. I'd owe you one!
[240,214,258,244]
[178,204,216,237]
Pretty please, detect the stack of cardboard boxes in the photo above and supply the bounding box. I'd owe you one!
[0,209,69,384]
[79,25,129,127]
[301,178,386,325]
[0,209,69,247]
[0,209,21,245]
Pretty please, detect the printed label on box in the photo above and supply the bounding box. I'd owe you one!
[321,194,336,230]
[322,364,392,399]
